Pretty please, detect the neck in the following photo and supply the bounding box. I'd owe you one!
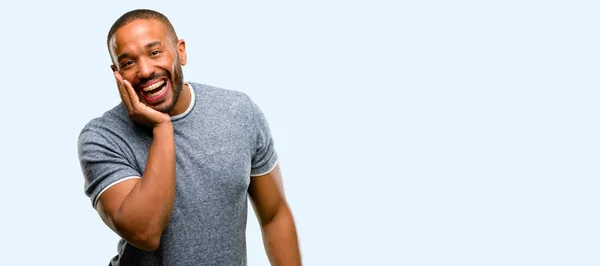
[168,83,191,117]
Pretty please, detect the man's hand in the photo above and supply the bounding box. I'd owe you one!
[96,72,177,251]
[114,71,171,128]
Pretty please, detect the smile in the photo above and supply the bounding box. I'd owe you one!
[139,79,169,103]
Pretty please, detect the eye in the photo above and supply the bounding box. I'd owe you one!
[150,50,161,56]
[121,60,134,68]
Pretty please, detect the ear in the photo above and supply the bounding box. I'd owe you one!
[177,39,187,66]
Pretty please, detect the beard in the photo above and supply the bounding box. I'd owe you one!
[134,56,184,114]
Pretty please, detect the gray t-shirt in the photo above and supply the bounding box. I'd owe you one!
[78,83,278,266]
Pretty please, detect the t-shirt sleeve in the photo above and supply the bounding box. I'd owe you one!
[78,125,141,208]
[248,97,279,176]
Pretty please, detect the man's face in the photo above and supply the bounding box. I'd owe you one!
[110,19,185,113]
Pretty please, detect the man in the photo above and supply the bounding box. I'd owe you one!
[78,9,301,265]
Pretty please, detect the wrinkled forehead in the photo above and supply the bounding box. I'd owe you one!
[109,19,170,59]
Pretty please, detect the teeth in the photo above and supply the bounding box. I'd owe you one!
[142,80,165,91]
[146,85,166,98]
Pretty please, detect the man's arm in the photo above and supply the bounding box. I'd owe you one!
[248,164,302,265]
[96,123,175,251]
[95,72,176,251]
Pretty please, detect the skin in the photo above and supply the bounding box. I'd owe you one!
[249,165,302,265]
[109,19,189,116]
[96,18,301,265]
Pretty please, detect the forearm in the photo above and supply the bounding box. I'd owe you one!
[114,123,176,248]
[261,204,301,266]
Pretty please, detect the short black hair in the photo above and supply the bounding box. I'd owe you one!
[107,9,179,59]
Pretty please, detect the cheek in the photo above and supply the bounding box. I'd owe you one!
[155,57,175,75]
[121,72,137,85]
[119,67,136,78]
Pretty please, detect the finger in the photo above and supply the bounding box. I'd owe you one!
[114,72,133,111]
[122,79,141,109]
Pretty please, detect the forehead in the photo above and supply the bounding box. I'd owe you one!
[111,19,169,54]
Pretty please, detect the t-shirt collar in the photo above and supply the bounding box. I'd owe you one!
[170,82,195,121]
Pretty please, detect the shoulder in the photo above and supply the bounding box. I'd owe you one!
[78,104,136,146]
[188,82,254,111]
[189,82,251,103]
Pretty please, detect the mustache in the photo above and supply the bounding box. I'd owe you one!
[134,72,169,89]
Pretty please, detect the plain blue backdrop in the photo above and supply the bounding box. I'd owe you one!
[0,1,598,265]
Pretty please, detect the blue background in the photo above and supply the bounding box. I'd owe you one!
[0,1,597,265]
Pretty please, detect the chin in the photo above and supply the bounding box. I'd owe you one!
[146,90,175,113]
[152,102,174,114]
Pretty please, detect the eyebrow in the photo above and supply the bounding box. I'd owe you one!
[146,41,162,49]
[116,41,163,63]
[117,53,131,63]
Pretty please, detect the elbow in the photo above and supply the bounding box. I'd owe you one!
[130,231,162,251]
[114,221,163,251]
[111,211,167,251]
[113,215,164,252]
[260,203,292,227]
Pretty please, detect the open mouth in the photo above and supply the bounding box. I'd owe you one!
[139,79,168,103]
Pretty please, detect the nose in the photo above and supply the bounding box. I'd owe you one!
[137,58,155,79]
